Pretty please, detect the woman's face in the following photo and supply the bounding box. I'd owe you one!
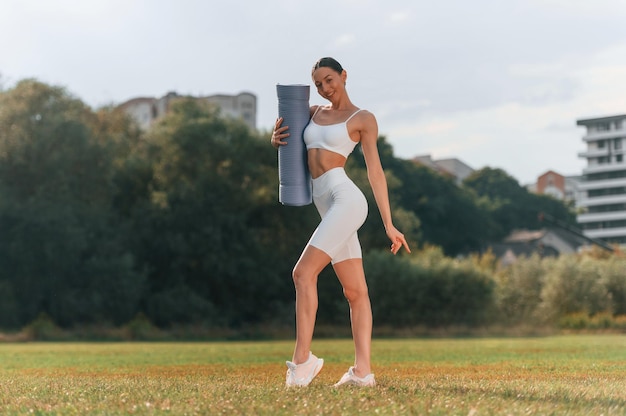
[312,67,346,101]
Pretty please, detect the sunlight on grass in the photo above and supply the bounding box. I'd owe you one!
[0,336,625,415]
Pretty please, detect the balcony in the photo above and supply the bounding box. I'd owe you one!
[577,194,626,207]
[577,211,626,223]
[583,226,626,239]
[581,131,626,141]
[577,177,626,190]
[578,148,610,158]
[583,164,626,175]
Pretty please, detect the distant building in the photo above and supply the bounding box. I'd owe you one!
[533,170,583,203]
[412,155,474,185]
[489,227,596,266]
[118,91,257,130]
[576,114,626,246]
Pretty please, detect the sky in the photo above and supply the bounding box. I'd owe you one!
[2,0,626,185]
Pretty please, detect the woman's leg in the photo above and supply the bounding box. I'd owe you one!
[332,257,372,377]
[291,245,331,364]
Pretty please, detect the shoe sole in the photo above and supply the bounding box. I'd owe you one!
[333,374,376,388]
[334,380,376,387]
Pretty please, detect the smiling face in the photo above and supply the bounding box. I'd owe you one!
[312,66,347,102]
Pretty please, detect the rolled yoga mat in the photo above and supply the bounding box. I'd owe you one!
[276,84,312,206]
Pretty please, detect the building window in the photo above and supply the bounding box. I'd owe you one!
[587,170,626,180]
[588,203,626,213]
[615,120,623,130]
[588,186,626,197]
[615,138,623,150]
[596,122,611,131]
[598,140,606,149]
[618,155,624,163]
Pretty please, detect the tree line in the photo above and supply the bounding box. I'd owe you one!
[0,79,582,334]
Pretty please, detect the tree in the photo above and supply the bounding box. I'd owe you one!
[463,167,577,241]
[0,80,144,328]
[131,99,299,327]
[350,138,492,255]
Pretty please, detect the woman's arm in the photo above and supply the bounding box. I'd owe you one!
[271,105,319,149]
[358,111,410,255]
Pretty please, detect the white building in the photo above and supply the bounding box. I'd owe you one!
[576,114,626,246]
[412,155,474,185]
[118,91,257,131]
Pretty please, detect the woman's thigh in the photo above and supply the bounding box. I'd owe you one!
[332,258,368,297]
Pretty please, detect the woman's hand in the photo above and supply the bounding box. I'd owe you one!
[271,117,290,149]
[386,225,411,255]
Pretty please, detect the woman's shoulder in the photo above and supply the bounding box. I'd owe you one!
[309,104,326,117]
[353,108,377,125]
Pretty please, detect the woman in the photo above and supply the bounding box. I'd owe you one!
[271,57,410,387]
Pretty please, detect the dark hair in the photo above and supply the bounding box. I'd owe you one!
[312,57,344,75]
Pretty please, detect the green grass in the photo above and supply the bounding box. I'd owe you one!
[1,335,626,415]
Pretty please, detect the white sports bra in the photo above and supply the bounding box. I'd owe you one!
[303,107,362,158]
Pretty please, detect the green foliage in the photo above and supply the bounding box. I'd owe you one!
[0,80,145,329]
[24,312,63,340]
[131,99,294,327]
[538,255,612,323]
[494,254,546,325]
[366,248,495,327]
[464,167,577,241]
[598,256,626,315]
[494,252,626,327]
[559,312,626,330]
[361,147,492,255]
[123,312,162,340]
[0,78,619,335]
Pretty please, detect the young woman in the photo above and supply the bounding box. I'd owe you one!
[271,57,410,387]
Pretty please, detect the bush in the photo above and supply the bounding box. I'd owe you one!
[537,255,612,325]
[366,248,495,328]
[123,313,162,340]
[24,313,64,341]
[494,254,547,325]
[599,257,626,315]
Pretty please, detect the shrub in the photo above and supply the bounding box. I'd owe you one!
[366,248,495,328]
[494,254,547,325]
[559,312,590,330]
[123,312,162,340]
[589,311,614,329]
[24,313,64,341]
[538,256,612,324]
[599,257,626,315]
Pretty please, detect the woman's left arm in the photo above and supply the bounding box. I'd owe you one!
[359,112,411,255]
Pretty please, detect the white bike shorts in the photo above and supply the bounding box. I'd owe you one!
[306,167,368,264]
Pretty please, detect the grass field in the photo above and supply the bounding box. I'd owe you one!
[1,335,625,415]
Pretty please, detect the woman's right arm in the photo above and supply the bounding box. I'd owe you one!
[271,117,289,149]
[272,105,318,149]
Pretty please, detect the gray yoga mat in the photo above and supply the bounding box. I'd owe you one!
[276,84,312,206]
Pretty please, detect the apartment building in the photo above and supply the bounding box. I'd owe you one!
[118,91,257,130]
[533,170,583,203]
[576,114,626,246]
[412,155,475,185]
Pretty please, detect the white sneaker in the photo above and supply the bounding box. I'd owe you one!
[285,352,324,387]
[333,366,376,387]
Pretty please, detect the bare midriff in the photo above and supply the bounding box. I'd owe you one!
[307,148,347,179]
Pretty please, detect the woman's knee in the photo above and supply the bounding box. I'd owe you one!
[292,264,317,288]
[343,285,370,304]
